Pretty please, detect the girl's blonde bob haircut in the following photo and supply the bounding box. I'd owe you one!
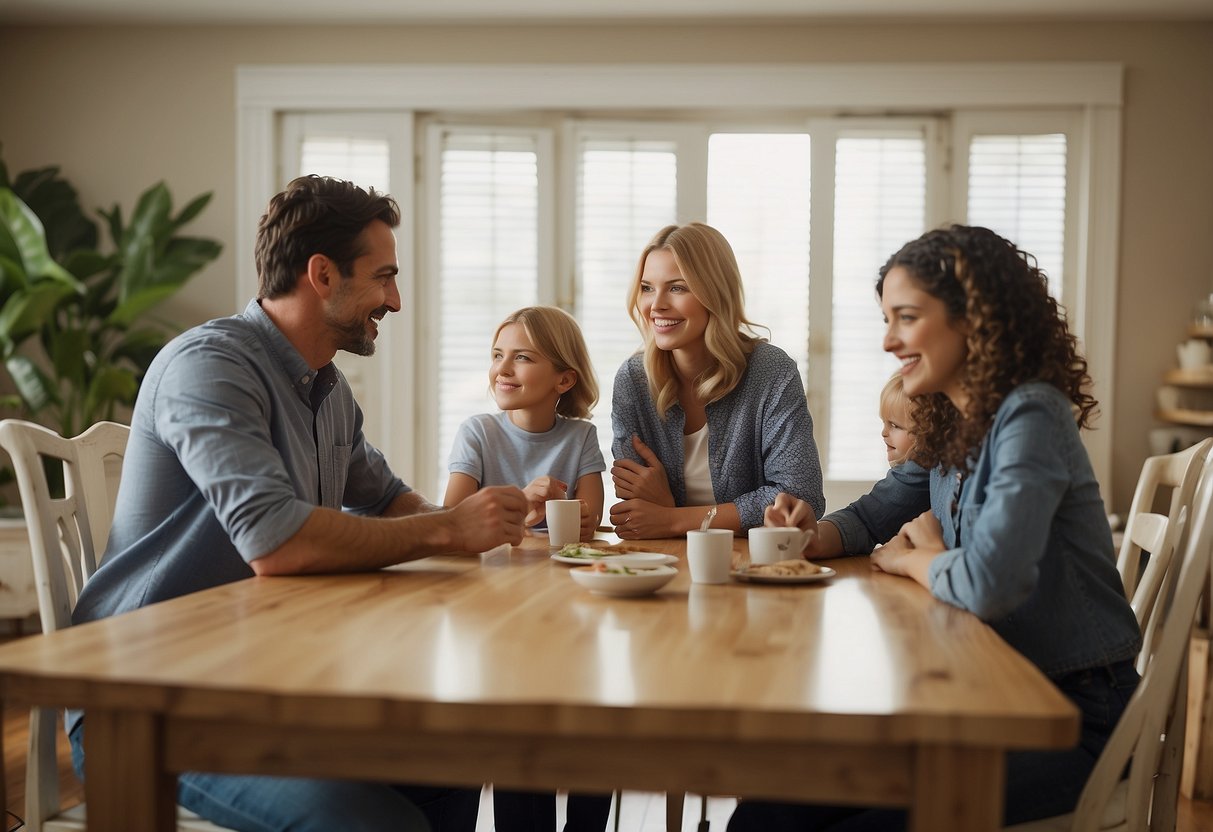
[626,223,764,416]
[492,306,599,420]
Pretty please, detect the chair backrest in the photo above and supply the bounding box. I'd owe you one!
[1069,453,1213,832]
[1117,438,1213,642]
[0,419,129,635]
[0,420,129,832]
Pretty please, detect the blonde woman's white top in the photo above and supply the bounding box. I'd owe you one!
[682,424,714,506]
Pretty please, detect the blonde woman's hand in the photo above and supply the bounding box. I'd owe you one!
[611,435,676,506]
[522,476,568,527]
[609,499,674,539]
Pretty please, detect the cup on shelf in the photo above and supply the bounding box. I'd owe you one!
[1177,339,1212,370]
[1156,386,1182,412]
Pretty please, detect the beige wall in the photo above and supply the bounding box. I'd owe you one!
[1,20,1211,511]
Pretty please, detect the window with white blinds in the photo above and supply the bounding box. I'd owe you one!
[706,133,812,386]
[967,133,1068,298]
[433,132,541,498]
[277,110,1078,503]
[575,138,678,465]
[299,138,391,192]
[828,135,926,481]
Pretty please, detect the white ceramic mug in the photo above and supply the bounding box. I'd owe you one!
[545,499,581,547]
[1178,339,1212,370]
[686,529,733,584]
[748,526,815,566]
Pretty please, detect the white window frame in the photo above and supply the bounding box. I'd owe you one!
[237,63,1122,499]
[420,122,556,498]
[276,111,415,471]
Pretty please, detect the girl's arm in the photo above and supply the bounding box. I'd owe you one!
[574,472,604,541]
[443,472,480,508]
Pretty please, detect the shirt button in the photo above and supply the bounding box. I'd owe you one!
[300,374,310,384]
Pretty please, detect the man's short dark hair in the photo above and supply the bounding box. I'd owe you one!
[255,175,401,299]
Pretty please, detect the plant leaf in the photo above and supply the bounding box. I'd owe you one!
[0,282,78,343]
[0,190,84,288]
[124,183,171,254]
[168,192,213,234]
[111,327,169,369]
[4,355,58,413]
[83,365,138,421]
[12,167,98,258]
[0,254,27,296]
[49,327,88,388]
[106,284,180,327]
[62,249,111,281]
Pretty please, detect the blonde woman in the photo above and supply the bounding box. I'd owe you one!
[609,222,824,538]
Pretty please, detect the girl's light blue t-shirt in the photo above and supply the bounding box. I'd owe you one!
[448,412,606,502]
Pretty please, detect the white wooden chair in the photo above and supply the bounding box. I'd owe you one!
[1005,453,1213,832]
[1116,438,1213,656]
[0,419,230,832]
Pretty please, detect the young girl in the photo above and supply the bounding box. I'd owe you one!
[444,305,605,539]
[610,222,824,538]
[736,225,1141,830]
[444,306,610,832]
[879,372,916,467]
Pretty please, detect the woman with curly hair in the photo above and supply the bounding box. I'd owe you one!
[730,225,1141,830]
[609,222,824,538]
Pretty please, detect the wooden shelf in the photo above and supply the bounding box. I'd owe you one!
[1191,325,1213,339]
[1157,408,1213,428]
[1166,368,1213,387]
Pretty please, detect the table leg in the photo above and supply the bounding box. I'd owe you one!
[909,746,1004,832]
[666,791,683,831]
[84,710,176,832]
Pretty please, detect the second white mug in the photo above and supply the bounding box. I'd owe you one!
[686,529,733,584]
[748,526,814,565]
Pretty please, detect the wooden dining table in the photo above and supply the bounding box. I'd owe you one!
[0,532,1078,832]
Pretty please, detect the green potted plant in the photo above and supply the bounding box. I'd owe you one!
[0,153,222,439]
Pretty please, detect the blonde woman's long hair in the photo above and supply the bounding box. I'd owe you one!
[626,223,764,417]
[493,306,599,420]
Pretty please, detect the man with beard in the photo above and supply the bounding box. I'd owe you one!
[68,175,525,831]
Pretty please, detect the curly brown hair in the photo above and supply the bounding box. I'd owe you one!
[876,225,1098,473]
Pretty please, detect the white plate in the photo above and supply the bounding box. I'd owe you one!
[730,565,837,585]
[551,551,677,567]
[569,564,678,597]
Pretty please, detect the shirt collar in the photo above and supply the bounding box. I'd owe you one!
[241,298,338,411]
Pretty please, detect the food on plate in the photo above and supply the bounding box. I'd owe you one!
[588,562,646,575]
[744,559,824,577]
[556,542,649,559]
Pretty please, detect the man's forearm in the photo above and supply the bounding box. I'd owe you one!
[249,505,458,576]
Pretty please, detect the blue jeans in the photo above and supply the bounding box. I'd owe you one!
[726,660,1140,831]
[493,789,612,832]
[69,721,480,832]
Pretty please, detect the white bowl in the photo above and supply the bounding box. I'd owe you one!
[569,564,678,597]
